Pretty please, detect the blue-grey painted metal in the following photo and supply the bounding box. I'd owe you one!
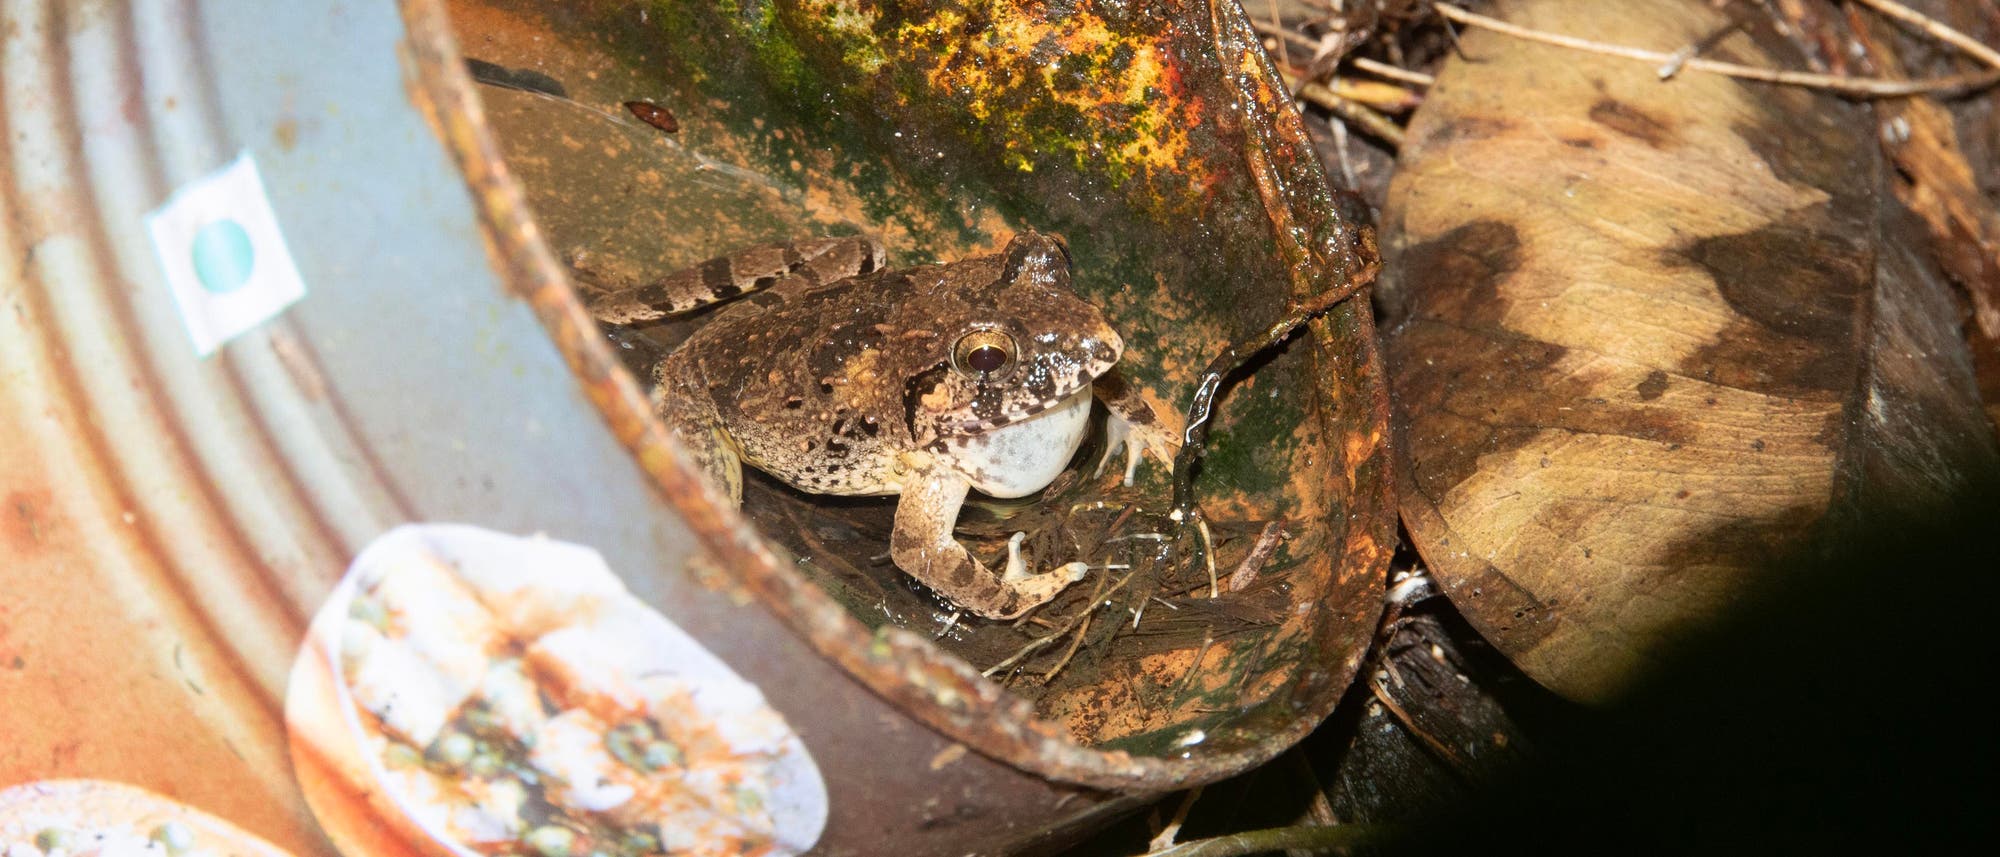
[0,1,1135,855]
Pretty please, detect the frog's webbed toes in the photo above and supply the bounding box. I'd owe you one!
[1001,532,1089,584]
[984,532,1088,617]
[1096,413,1181,486]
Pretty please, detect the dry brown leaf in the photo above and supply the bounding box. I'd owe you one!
[1379,0,1998,702]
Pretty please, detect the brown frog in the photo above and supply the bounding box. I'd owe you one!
[588,231,1176,618]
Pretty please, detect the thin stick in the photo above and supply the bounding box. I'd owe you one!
[1168,632,1216,700]
[1250,18,1322,60]
[1284,752,1343,857]
[1144,823,1388,857]
[1226,521,1287,593]
[981,569,1138,676]
[1274,70,1412,147]
[1370,668,1474,777]
[1197,517,1219,597]
[1328,116,1361,191]
[1041,608,1094,679]
[1851,0,2000,71]
[1656,16,1748,80]
[1248,19,1436,89]
[1431,2,1999,97]
[1148,787,1205,852]
[1352,55,1436,86]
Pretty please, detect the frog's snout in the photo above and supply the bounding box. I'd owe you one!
[1090,335,1120,369]
[1081,320,1122,371]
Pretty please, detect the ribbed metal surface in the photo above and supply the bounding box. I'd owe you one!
[0,1,1149,854]
[2,0,1390,854]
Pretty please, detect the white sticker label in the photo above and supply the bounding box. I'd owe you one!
[146,151,307,356]
[286,525,829,857]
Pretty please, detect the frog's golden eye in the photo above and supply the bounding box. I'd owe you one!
[952,329,1017,377]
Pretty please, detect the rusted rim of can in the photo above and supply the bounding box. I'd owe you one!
[392,0,1376,791]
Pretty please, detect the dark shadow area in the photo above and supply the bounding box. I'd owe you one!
[1386,476,2000,855]
[1058,472,1999,855]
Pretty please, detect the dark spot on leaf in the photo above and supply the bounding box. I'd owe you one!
[1668,207,1866,397]
[1589,98,1676,148]
[1392,323,1697,502]
[1391,330,1570,495]
[1728,99,1872,215]
[1654,502,1822,574]
[1636,370,1669,401]
[1417,115,1514,151]
[1386,220,1522,329]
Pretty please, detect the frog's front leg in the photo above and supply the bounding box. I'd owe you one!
[652,358,745,506]
[1093,370,1181,485]
[891,468,1087,619]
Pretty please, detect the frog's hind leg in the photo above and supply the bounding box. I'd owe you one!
[586,236,885,325]
[891,471,1086,619]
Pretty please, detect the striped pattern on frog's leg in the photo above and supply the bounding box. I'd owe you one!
[587,235,885,325]
[890,469,1087,619]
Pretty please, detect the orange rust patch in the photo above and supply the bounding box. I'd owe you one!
[876,5,1192,182]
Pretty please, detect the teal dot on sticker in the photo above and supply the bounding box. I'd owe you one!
[190,219,255,294]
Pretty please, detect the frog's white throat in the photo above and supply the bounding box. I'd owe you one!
[943,386,1094,499]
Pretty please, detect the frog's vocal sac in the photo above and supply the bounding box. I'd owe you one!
[586,231,1177,619]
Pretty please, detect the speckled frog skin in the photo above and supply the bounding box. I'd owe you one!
[587,231,1176,618]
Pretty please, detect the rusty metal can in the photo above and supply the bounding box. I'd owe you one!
[0,1,1393,854]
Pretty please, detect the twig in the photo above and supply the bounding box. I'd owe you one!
[1251,18,1318,59]
[1431,2,2000,97]
[1197,518,1219,597]
[1279,72,1410,148]
[1656,15,1749,79]
[1369,668,1475,778]
[1168,243,1375,527]
[1285,751,1343,857]
[1148,787,1205,852]
[1168,631,1216,700]
[1351,56,1435,87]
[981,569,1138,676]
[1226,521,1287,592]
[1851,0,2000,71]
[1144,823,1389,857]
[1327,116,1360,190]
[1248,18,1424,109]
[1042,608,1095,679]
